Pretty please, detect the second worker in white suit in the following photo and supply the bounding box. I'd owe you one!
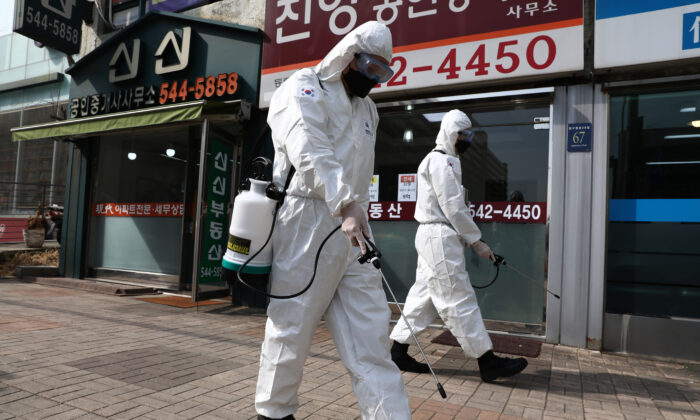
[389,109,528,382]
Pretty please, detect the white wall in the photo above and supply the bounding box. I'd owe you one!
[0,2,15,37]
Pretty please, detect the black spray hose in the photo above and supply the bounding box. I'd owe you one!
[470,254,503,289]
[472,253,561,299]
[235,202,342,299]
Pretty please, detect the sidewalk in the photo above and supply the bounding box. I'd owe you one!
[0,279,698,420]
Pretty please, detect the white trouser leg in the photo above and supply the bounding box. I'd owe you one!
[326,258,411,420]
[255,199,346,418]
[420,225,493,358]
[389,253,438,344]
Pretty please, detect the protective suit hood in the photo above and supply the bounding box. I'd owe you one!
[314,21,393,82]
[436,109,472,157]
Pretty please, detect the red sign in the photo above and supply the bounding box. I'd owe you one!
[261,0,583,105]
[92,203,184,217]
[368,201,416,221]
[0,218,26,243]
[470,201,547,223]
[366,201,547,223]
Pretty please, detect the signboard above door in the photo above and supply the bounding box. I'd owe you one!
[66,11,262,118]
[595,0,700,69]
[13,0,87,54]
[260,0,584,107]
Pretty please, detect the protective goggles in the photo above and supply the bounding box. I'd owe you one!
[458,129,474,143]
[354,53,394,83]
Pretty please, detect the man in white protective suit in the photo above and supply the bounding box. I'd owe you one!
[388,109,528,383]
[255,22,412,420]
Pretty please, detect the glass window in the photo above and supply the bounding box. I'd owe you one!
[87,126,192,275]
[607,88,700,319]
[373,95,551,328]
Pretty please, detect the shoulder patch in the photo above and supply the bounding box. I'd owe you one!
[298,87,316,98]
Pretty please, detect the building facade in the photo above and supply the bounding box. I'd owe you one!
[8,0,700,361]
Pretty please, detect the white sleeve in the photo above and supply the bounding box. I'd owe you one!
[428,156,482,245]
[270,70,354,217]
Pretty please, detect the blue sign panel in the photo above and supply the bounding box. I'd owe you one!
[148,0,206,12]
[567,123,592,152]
[597,0,700,20]
[609,199,700,222]
[683,11,700,49]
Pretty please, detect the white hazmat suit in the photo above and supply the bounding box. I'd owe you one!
[389,110,494,359]
[255,22,411,420]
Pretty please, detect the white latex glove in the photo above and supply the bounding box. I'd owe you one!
[471,240,496,262]
[341,201,369,254]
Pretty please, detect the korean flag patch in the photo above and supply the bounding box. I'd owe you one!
[299,87,315,98]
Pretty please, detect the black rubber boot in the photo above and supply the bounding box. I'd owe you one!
[257,415,295,420]
[477,350,528,382]
[391,341,430,374]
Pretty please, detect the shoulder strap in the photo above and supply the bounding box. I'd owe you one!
[432,149,446,155]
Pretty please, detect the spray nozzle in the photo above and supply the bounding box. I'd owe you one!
[493,254,505,267]
[357,231,382,269]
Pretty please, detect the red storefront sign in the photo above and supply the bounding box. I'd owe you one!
[367,201,547,223]
[92,202,184,217]
[261,0,583,106]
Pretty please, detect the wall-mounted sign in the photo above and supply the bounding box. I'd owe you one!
[567,123,592,152]
[595,0,700,69]
[13,0,86,54]
[67,11,262,117]
[199,138,233,285]
[260,0,583,106]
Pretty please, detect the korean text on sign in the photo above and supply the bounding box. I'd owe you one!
[92,202,184,217]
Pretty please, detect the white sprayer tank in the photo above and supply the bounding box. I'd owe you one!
[222,179,277,274]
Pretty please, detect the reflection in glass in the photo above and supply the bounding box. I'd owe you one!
[607,89,700,319]
[373,97,550,329]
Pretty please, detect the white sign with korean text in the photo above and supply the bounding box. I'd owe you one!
[369,174,379,202]
[595,1,700,68]
[397,174,417,202]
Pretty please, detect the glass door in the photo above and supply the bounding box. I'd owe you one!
[374,93,551,333]
[86,125,195,289]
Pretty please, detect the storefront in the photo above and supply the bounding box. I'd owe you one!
[11,11,263,300]
[261,1,585,338]
[260,0,700,360]
[595,0,700,361]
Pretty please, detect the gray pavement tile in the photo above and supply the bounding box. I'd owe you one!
[1,282,699,420]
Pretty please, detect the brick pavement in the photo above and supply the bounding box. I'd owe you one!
[0,279,698,420]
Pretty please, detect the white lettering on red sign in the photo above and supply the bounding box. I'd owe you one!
[92,202,185,217]
[469,201,547,224]
[366,201,547,223]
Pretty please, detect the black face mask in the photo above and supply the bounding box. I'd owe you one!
[456,140,472,155]
[343,67,377,98]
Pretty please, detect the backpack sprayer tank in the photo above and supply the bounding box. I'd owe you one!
[222,178,277,274]
[222,157,284,287]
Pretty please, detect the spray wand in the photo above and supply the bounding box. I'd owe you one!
[358,231,448,400]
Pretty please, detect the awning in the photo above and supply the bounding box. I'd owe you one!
[10,100,250,142]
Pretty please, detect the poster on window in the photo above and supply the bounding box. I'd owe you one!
[369,174,379,202]
[261,0,584,107]
[397,174,417,202]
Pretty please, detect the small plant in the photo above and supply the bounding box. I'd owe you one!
[26,202,45,230]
